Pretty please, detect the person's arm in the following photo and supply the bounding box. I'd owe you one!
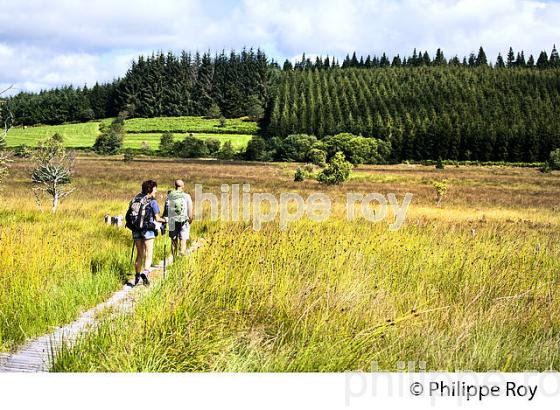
[186,194,193,223]
[152,200,166,223]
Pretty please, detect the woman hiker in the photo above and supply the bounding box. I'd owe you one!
[125,179,167,286]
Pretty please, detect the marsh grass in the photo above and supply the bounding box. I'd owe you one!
[53,211,560,372]
[2,157,559,370]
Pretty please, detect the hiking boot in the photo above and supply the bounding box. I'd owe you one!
[126,273,141,288]
[140,271,150,286]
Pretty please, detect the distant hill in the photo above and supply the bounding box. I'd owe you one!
[4,46,560,162]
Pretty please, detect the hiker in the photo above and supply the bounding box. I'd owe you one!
[125,180,167,286]
[164,179,193,257]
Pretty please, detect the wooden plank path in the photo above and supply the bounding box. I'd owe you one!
[0,240,203,373]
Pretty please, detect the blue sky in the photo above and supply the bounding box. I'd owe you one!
[1,0,559,93]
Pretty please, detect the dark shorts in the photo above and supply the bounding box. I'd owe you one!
[169,223,190,241]
[132,230,156,240]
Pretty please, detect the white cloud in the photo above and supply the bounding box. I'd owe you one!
[1,0,560,93]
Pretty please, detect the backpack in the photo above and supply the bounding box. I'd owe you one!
[125,194,156,232]
[166,190,189,226]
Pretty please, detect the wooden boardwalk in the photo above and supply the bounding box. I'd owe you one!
[0,241,202,373]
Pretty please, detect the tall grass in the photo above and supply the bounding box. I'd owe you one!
[3,157,559,371]
[53,212,560,372]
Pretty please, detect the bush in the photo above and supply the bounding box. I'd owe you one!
[217,141,236,160]
[322,133,391,165]
[205,138,221,156]
[303,163,315,173]
[277,134,317,162]
[541,162,552,173]
[93,118,124,155]
[307,148,327,167]
[93,129,123,155]
[244,136,269,161]
[14,144,32,158]
[218,116,227,127]
[317,151,352,185]
[51,133,64,144]
[123,149,134,162]
[80,108,95,122]
[206,103,222,119]
[436,157,445,169]
[550,149,560,170]
[433,179,449,206]
[175,135,209,158]
[294,168,306,182]
[160,132,175,154]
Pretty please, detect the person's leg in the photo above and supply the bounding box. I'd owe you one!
[179,224,190,255]
[143,238,155,271]
[134,239,144,274]
[171,235,178,258]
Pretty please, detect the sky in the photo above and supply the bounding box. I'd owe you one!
[1,0,560,94]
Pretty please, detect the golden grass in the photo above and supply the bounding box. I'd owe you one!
[2,156,559,370]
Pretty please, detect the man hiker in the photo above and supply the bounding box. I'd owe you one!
[125,180,167,286]
[164,179,193,257]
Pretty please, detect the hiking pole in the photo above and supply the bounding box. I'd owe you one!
[163,233,167,278]
[161,222,168,278]
[126,239,135,286]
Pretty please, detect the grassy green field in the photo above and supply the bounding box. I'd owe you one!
[124,116,259,135]
[6,122,100,148]
[5,116,258,151]
[123,133,252,150]
[2,157,559,371]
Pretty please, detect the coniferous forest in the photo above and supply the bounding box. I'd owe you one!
[6,46,560,162]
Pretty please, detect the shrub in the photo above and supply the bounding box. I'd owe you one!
[175,135,209,158]
[433,179,449,206]
[123,148,134,162]
[80,108,95,122]
[277,134,317,162]
[294,168,306,182]
[436,157,445,169]
[550,148,560,170]
[160,132,175,154]
[51,133,64,144]
[205,138,221,156]
[307,148,327,167]
[322,133,391,165]
[93,129,123,155]
[303,163,315,173]
[244,136,269,161]
[207,103,222,119]
[317,151,352,185]
[218,116,226,127]
[217,141,236,160]
[14,144,32,158]
[93,118,124,155]
[541,162,552,173]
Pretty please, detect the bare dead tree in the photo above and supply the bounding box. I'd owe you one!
[31,135,76,213]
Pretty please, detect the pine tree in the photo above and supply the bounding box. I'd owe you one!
[496,53,505,68]
[476,47,488,67]
[507,47,515,68]
[536,51,549,69]
[550,44,560,68]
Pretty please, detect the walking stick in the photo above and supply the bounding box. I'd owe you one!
[163,234,167,278]
[126,239,135,286]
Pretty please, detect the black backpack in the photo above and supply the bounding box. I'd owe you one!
[125,194,156,232]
